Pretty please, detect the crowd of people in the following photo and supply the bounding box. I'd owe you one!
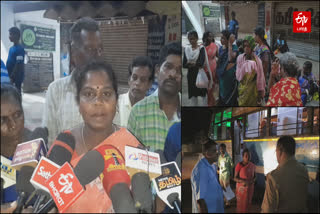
[1,17,181,213]
[191,136,310,213]
[183,16,319,107]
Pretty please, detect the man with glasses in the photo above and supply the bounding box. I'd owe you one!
[191,138,224,213]
[42,17,103,147]
[127,42,182,151]
[261,136,309,213]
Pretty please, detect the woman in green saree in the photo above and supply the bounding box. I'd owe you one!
[236,36,265,106]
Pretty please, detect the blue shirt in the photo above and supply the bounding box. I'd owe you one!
[228,19,239,34]
[299,73,315,105]
[191,157,224,213]
[146,78,158,96]
[6,44,25,80]
[1,59,10,83]
[164,122,181,162]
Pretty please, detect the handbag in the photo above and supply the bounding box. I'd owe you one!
[196,68,209,88]
[196,46,210,89]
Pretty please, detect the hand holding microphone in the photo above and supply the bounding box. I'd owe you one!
[28,132,76,213]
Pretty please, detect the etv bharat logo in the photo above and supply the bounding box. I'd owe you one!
[293,11,311,33]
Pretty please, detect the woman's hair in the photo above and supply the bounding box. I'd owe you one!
[254,26,275,60]
[219,143,226,149]
[202,31,215,43]
[74,60,118,103]
[242,148,251,159]
[187,30,198,39]
[1,83,22,109]
[221,30,231,41]
[279,52,299,77]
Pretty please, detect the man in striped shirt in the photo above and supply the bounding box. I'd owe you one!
[42,17,103,147]
[127,42,182,151]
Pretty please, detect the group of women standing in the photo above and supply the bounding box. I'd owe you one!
[183,31,219,106]
[183,26,304,107]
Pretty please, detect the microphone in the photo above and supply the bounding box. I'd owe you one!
[125,146,162,180]
[13,166,35,213]
[167,193,181,213]
[29,132,76,212]
[152,160,181,213]
[28,127,49,151]
[46,132,76,165]
[131,172,153,213]
[155,149,167,164]
[10,138,47,170]
[0,155,16,189]
[96,144,136,213]
[37,149,105,213]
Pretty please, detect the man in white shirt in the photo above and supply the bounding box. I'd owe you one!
[42,17,103,147]
[114,56,154,127]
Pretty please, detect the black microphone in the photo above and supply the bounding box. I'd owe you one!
[31,132,76,212]
[108,183,137,213]
[153,150,181,213]
[155,150,167,164]
[131,172,153,213]
[167,193,181,213]
[170,153,182,213]
[36,150,105,213]
[47,132,76,165]
[73,150,105,186]
[28,127,49,151]
[13,166,35,213]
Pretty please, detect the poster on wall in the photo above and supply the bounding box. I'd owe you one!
[23,52,54,92]
[165,14,181,44]
[20,24,56,51]
[147,15,167,65]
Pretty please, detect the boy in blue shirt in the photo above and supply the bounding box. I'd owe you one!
[299,61,318,105]
[228,11,239,39]
[6,27,25,94]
